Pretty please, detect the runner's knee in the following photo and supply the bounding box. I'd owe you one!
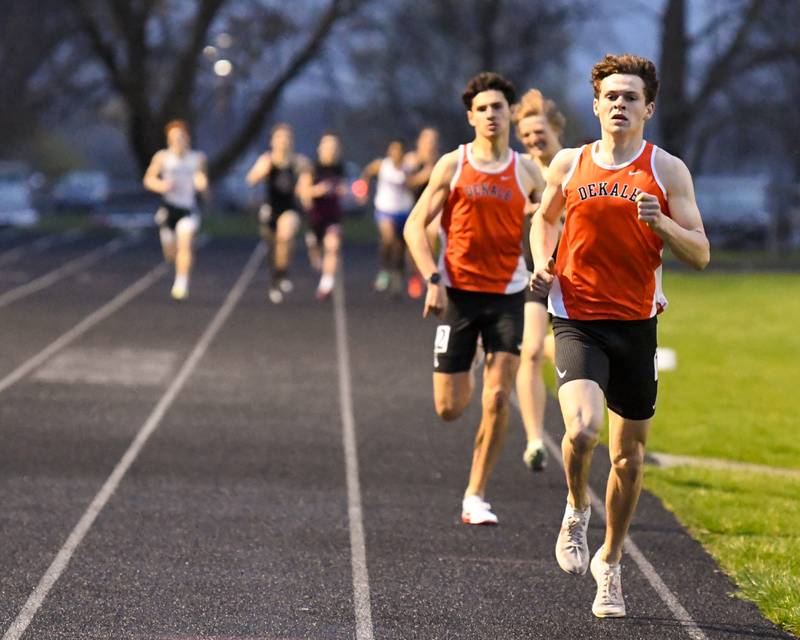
[610,444,645,478]
[482,383,510,414]
[520,338,546,366]
[435,397,465,422]
[564,410,601,452]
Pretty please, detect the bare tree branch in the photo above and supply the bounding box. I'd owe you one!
[208,0,365,177]
[68,0,126,95]
[690,0,768,113]
[160,0,227,122]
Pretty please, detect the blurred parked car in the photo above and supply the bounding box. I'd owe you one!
[0,182,39,227]
[52,170,110,212]
[694,175,772,249]
[93,183,161,230]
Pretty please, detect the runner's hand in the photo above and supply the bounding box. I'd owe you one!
[530,257,555,297]
[423,283,446,318]
[636,192,666,233]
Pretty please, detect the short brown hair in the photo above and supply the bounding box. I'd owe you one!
[512,89,566,136]
[462,72,516,110]
[271,122,293,136]
[164,119,190,136]
[591,54,659,105]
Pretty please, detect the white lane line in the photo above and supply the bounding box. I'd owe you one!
[0,234,133,309]
[649,452,800,478]
[0,236,210,395]
[0,262,168,395]
[0,230,84,267]
[2,242,264,640]
[332,264,375,640]
[510,394,708,640]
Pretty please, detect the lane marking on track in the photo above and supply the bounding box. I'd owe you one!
[0,263,168,395]
[0,234,134,309]
[0,230,85,267]
[2,242,264,640]
[332,264,374,640]
[0,235,210,396]
[510,394,708,640]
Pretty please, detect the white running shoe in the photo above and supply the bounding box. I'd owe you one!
[555,503,591,575]
[461,495,498,525]
[171,281,188,301]
[591,547,626,618]
[278,278,294,294]
[268,287,283,304]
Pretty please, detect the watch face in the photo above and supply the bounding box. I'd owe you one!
[429,273,441,284]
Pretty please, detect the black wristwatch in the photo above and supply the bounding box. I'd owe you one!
[427,272,442,285]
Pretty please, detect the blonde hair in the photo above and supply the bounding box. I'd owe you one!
[512,89,566,137]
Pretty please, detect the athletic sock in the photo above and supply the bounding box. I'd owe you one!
[173,274,188,289]
[527,438,544,451]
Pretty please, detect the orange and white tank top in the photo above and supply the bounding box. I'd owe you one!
[550,140,671,321]
[439,144,529,294]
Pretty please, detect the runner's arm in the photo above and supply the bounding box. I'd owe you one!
[245,153,271,186]
[403,151,457,280]
[194,153,209,196]
[142,151,169,195]
[640,152,710,270]
[406,160,434,190]
[518,155,545,204]
[530,149,572,270]
[404,151,457,317]
[360,159,381,182]
[294,156,313,209]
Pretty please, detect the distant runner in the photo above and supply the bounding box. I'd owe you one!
[143,119,208,300]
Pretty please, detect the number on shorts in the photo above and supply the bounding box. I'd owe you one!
[434,325,451,354]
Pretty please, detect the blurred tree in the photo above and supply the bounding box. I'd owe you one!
[334,0,589,159]
[0,0,76,161]
[658,0,800,168]
[60,0,369,177]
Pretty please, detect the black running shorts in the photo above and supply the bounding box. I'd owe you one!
[552,317,658,420]
[157,202,192,230]
[433,288,524,373]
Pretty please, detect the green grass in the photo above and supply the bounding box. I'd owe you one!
[645,466,800,635]
[653,272,800,468]
[641,271,800,635]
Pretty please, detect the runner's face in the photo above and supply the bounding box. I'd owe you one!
[387,141,404,164]
[593,74,653,135]
[417,129,439,161]
[517,115,559,163]
[467,90,510,140]
[318,135,340,164]
[271,128,293,154]
[167,127,189,152]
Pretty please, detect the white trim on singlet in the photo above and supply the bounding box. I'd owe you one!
[547,276,568,318]
[513,152,528,200]
[465,143,514,174]
[449,146,465,191]
[504,255,530,295]
[561,145,585,195]
[437,228,453,288]
[650,261,668,317]
[650,145,669,201]
[590,139,647,170]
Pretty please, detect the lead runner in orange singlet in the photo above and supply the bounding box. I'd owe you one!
[530,54,710,618]
[404,72,544,526]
